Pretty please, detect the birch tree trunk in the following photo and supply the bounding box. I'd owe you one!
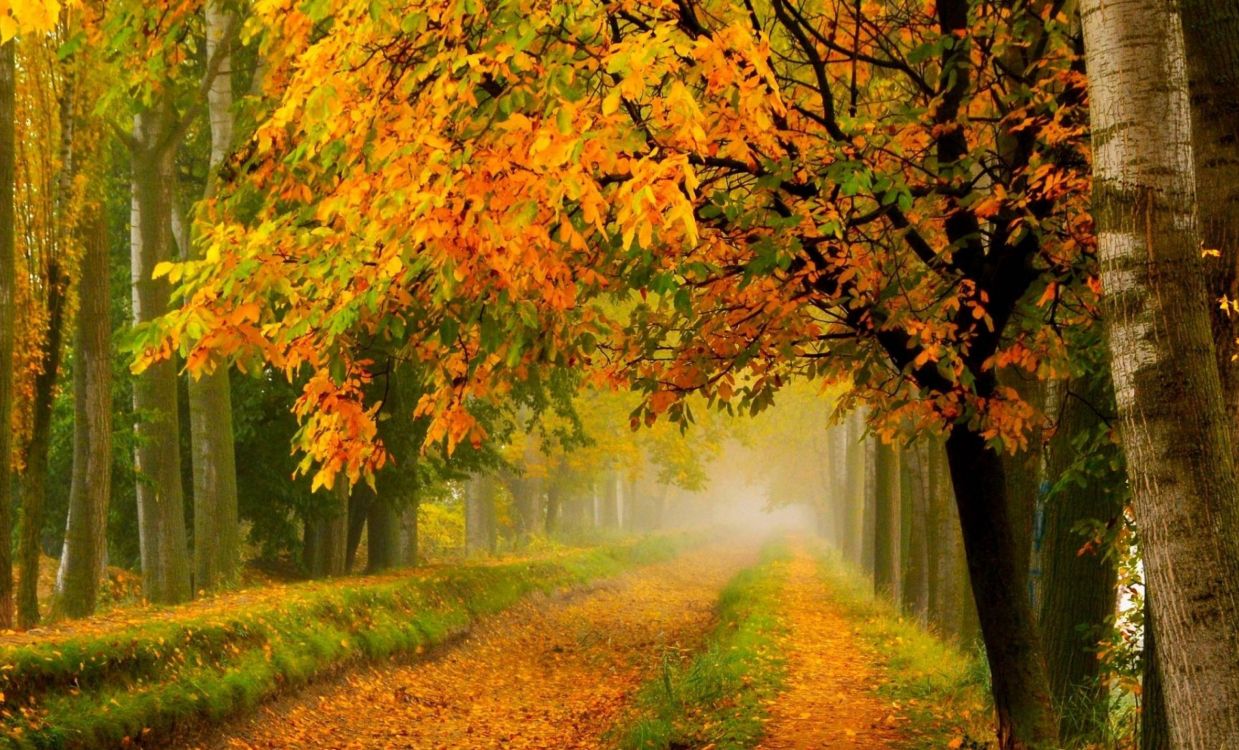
[189,0,240,592]
[1081,1,1239,743]
[55,208,112,618]
[131,101,192,604]
[0,38,15,629]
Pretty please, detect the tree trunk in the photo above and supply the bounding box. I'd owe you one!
[465,474,496,554]
[396,494,418,567]
[1082,0,1239,743]
[188,0,240,593]
[1039,375,1123,741]
[599,471,620,528]
[1178,0,1239,423]
[0,38,16,630]
[17,261,67,628]
[344,487,369,572]
[861,436,877,578]
[545,477,561,536]
[55,208,112,619]
[901,441,930,624]
[945,426,1058,749]
[366,493,400,572]
[873,441,900,601]
[304,478,348,578]
[842,412,866,566]
[131,103,192,605]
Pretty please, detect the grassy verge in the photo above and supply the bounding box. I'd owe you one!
[0,536,685,750]
[813,552,995,749]
[612,540,791,750]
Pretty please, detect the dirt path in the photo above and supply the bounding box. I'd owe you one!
[757,548,906,749]
[193,543,757,750]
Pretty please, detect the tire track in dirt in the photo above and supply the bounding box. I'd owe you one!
[756,547,906,749]
[193,542,758,750]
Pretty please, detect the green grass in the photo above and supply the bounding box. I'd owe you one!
[812,551,995,749]
[612,540,792,750]
[0,535,685,750]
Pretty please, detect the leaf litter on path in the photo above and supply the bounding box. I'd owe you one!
[193,543,759,750]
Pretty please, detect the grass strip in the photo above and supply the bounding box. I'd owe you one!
[0,535,685,750]
[812,552,994,749]
[613,539,791,750]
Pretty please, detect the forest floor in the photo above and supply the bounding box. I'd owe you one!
[188,542,760,750]
[756,549,907,749]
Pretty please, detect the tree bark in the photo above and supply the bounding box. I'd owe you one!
[1039,375,1123,742]
[17,260,67,628]
[1082,0,1239,743]
[55,207,112,619]
[0,38,16,630]
[396,494,418,567]
[841,411,866,566]
[465,474,496,554]
[131,102,192,605]
[303,478,348,578]
[366,492,400,572]
[189,0,240,593]
[861,436,877,578]
[901,441,930,624]
[945,427,1058,749]
[873,441,900,601]
[1141,588,1171,750]
[1177,0,1239,423]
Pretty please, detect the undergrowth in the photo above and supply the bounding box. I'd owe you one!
[813,551,995,749]
[613,540,791,750]
[0,535,684,750]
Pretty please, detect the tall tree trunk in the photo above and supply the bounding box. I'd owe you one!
[17,262,67,628]
[945,427,1058,749]
[131,103,192,605]
[901,441,930,624]
[873,441,900,600]
[842,412,865,566]
[55,208,112,618]
[0,38,16,630]
[1178,0,1239,423]
[1039,375,1124,741]
[189,0,240,593]
[1082,1,1239,744]
[861,436,877,578]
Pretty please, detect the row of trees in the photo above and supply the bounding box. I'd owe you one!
[0,0,726,630]
[141,0,1239,748]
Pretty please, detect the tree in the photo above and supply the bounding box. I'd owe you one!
[188,0,240,592]
[1080,0,1239,743]
[0,18,17,632]
[1039,374,1124,740]
[872,441,899,600]
[55,206,112,618]
[1179,0,1239,422]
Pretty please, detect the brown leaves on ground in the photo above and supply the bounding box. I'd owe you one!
[192,544,758,750]
[757,549,908,749]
